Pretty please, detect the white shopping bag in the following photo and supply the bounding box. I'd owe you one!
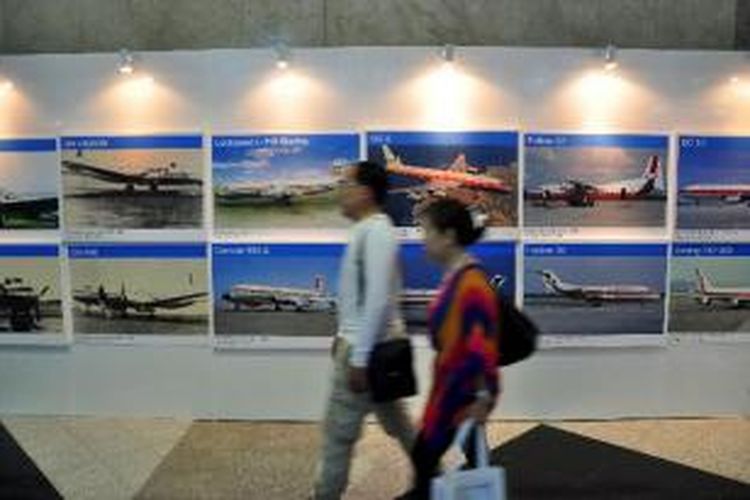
[430,419,506,500]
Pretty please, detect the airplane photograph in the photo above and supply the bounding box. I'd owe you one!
[0,140,60,230]
[669,247,750,333]
[213,244,343,337]
[0,256,62,334]
[524,134,668,229]
[524,244,667,336]
[73,283,207,319]
[367,131,518,227]
[212,134,359,230]
[536,270,661,306]
[400,242,516,333]
[70,254,209,335]
[677,136,750,230]
[0,189,59,229]
[221,275,337,313]
[61,136,204,230]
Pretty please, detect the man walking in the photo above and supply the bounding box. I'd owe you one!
[312,161,415,499]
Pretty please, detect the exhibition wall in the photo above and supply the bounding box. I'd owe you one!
[0,47,748,420]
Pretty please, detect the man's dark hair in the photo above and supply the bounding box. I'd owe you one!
[421,198,485,247]
[354,161,389,207]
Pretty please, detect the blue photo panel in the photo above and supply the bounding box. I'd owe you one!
[670,243,750,333]
[68,243,209,335]
[401,242,516,334]
[0,138,59,230]
[212,133,360,230]
[213,243,343,337]
[524,133,668,228]
[61,135,204,230]
[524,243,668,336]
[677,136,750,230]
[367,131,519,227]
[0,244,62,334]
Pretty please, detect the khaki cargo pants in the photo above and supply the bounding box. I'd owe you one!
[312,339,416,499]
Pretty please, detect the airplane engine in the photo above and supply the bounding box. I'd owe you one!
[9,309,34,332]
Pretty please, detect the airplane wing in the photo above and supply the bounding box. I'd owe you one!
[133,292,207,311]
[566,180,597,192]
[72,292,100,306]
[63,160,141,184]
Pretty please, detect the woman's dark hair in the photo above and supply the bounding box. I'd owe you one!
[421,198,486,247]
[354,161,389,207]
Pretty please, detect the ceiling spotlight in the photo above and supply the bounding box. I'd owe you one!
[273,43,291,70]
[730,75,740,84]
[604,44,618,71]
[440,44,456,63]
[0,80,13,95]
[118,49,136,75]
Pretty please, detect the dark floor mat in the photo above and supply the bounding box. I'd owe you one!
[0,422,61,500]
[490,425,749,500]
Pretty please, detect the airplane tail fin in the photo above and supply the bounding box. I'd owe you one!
[382,145,400,165]
[314,274,326,294]
[450,153,469,172]
[695,268,713,294]
[643,155,660,180]
[539,270,562,292]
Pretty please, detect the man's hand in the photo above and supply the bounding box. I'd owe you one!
[331,337,340,358]
[347,365,368,393]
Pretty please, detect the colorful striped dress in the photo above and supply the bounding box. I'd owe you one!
[421,263,500,451]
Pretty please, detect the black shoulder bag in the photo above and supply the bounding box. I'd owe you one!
[357,230,417,403]
[465,263,538,366]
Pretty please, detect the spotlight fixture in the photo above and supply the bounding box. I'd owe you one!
[0,60,12,93]
[273,43,291,70]
[440,44,456,63]
[118,49,136,75]
[604,44,618,71]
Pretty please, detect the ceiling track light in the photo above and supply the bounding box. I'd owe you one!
[273,43,291,70]
[604,44,618,71]
[0,59,11,93]
[440,44,456,63]
[118,49,136,75]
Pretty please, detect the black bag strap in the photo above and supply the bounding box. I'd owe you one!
[356,228,367,309]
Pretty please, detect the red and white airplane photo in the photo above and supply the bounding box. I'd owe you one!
[526,155,662,207]
[382,145,512,197]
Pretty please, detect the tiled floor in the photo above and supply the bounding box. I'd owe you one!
[3,417,191,500]
[2,416,748,499]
